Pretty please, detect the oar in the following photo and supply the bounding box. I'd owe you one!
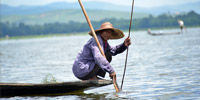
[78,0,120,93]
[121,0,134,90]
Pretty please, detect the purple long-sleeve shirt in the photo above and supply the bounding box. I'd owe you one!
[72,33,127,78]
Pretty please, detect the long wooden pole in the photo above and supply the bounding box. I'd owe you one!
[78,0,120,92]
[78,0,105,58]
[121,0,134,90]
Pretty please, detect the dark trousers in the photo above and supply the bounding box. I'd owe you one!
[79,52,112,80]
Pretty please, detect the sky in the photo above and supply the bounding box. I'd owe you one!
[1,0,199,8]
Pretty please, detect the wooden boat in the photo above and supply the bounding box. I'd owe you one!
[0,80,112,97]
[147,28,181,36]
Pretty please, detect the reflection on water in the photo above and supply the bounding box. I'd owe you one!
[0,28,200,99]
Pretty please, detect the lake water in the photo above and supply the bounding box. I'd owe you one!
[0,28,200,100]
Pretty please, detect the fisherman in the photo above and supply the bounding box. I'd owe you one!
[72,22,131,80]
[178,19,186,32]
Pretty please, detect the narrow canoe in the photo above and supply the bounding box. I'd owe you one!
[147,29,181,36]
[0,80,112,97]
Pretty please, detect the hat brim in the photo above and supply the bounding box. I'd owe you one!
[88,28,124,39]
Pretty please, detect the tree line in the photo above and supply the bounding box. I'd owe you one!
[0,11,200,37]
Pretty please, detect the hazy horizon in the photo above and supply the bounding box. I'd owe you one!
[1,0,200,8]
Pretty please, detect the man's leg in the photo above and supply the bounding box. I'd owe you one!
[96,52,112,78]
[78,52,112,80]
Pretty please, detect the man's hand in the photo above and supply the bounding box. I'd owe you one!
[109,72,116,79]
[124,37,131,47]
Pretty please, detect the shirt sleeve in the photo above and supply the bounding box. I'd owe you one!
[90,42,115,74]
[109,42,127,56]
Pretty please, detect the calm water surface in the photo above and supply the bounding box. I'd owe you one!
[0,28,200,100]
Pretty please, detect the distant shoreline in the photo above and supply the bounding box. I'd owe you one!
[1,26,199,41]
[0,32,87,41]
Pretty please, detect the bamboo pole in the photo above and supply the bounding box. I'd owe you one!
[78,0,105,58]
[78,0,120,92]
[121,0,134,90]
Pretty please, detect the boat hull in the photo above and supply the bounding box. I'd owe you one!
[0,80,112,97]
